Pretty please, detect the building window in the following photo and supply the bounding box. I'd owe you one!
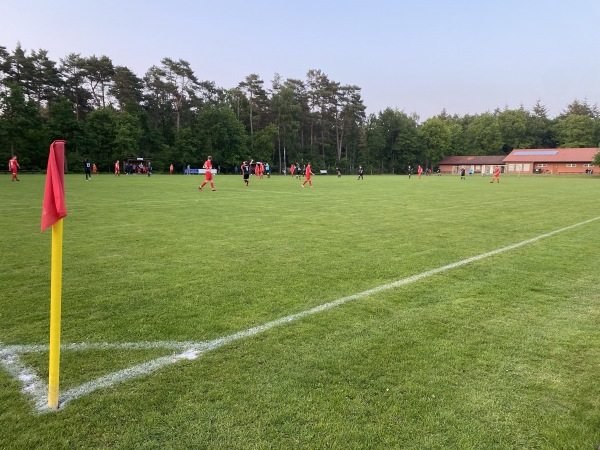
[583,163,593,167]
[508,164,515,172]
[537,163,547,168]
[566,163,577,168]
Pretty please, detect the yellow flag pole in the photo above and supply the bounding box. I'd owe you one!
[48,218,64,409]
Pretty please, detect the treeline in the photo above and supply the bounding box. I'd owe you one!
[1,43,600,174]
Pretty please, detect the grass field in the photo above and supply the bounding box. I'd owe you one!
[1,171,599,449]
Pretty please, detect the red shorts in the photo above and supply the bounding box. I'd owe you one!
[205,171,213,181]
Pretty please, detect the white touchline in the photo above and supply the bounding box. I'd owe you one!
[1,215,598,413]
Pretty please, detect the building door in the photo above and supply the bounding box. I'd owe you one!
[554,164,558,174]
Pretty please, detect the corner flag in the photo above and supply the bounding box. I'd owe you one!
[41,140,67,232]
[41,140,67,409]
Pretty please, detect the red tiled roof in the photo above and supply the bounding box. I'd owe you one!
[503,148,599,163]
[438,156,506,165]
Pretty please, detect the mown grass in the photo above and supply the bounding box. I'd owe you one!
[1,171,599,449]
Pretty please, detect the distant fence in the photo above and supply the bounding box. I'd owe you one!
[184,169,217,175]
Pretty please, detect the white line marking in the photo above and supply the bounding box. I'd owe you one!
[1,215,598,412]
[0,345,48,411]
[5,341,202,353]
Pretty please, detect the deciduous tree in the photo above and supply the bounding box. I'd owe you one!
[465,113,502,155]
[554,114,598,148]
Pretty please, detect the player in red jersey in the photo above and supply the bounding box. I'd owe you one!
[8,156,20,181]
[199,156,216,191]
[114,160,120,176]
[490,165,500,183]
[418,165,423,179]
[301,162,314,187]
[169,163,174,175]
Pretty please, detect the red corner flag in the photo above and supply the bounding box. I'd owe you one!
[41,140,67,232]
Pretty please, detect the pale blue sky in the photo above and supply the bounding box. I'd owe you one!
[3,0,599,120]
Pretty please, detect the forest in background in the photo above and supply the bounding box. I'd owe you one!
[1,43,600,174]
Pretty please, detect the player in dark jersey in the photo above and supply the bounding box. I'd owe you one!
[84,159,91,180]
[241,160,251,186]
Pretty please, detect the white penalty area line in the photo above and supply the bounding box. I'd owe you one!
[2,215,598,413]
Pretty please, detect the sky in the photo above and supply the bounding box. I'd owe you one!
[3,0,600,121]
